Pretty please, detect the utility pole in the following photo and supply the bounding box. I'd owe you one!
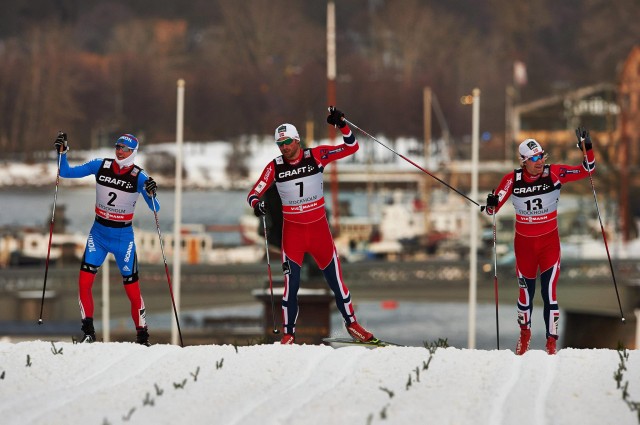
[468,88,480,349]
[505,85,516,162]
[172,78,185,345]
[423,87,432,235]
[327,0,339,234]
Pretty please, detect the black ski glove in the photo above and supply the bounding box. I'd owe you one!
[575,127,592,151]
[54,132,68,153]
[487,192,499,207]
[253,201,266,217]
[480,192,499,212]
[327,106,346,128]
[144,177,157,196]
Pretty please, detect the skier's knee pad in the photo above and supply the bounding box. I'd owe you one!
[283,258,300,276]
[122,272,139,285]
[517,277,527,288]
[81,262,99,274]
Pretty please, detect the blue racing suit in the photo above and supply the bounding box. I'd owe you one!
[59,154,159,329]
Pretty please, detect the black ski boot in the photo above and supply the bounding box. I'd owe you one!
[136,327,151,347]
[81,318,96,343]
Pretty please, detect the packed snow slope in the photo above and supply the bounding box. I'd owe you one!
[0,341,638,425]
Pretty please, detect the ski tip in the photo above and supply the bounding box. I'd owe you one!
[322,337,402,347]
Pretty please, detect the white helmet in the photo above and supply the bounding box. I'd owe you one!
[274,123,300,143]
[518,138,544,160]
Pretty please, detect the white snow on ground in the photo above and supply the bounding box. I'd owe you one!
[0,341,638,425]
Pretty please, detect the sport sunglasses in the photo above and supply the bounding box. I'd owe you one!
[276,138,296,147]
[529,154,545,162]
[115,144,133,152]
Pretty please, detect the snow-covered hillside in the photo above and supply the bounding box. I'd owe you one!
[0,135,435,189]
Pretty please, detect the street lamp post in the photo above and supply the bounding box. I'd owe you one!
[468,88,480,349]
[327,0,339,232]
[172,79,185,345]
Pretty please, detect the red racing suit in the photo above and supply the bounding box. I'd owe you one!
[247,126,359,335]
[485,150,595,338]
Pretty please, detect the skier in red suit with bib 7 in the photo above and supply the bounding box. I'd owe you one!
[247,107,376,345]
[482,128,595,355]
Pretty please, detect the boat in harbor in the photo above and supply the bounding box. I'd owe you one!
[235,189,477,262]
[0,228,86,267]
[0,223,263,268]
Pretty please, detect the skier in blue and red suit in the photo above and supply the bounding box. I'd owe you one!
[482,128,595,355]
[54,132,159,346]
[247,107,376,345]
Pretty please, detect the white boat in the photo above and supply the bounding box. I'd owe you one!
[0,229,85,267]
[0,223,264,267]
[237,189,475,262]
[134,224,263,265]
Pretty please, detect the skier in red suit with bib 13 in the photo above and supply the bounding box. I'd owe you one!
[482,128,595,356]
[247,107,376,345]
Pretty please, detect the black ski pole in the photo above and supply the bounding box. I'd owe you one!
[261,214,280,334]
[492,210,500,349]
[577,130,625,323]
[38,134,64,325]
[344,118,480,207]
[151,194,185,346]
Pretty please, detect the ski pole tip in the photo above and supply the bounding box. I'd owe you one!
[621,317,626,324]
[37,319,43,325]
